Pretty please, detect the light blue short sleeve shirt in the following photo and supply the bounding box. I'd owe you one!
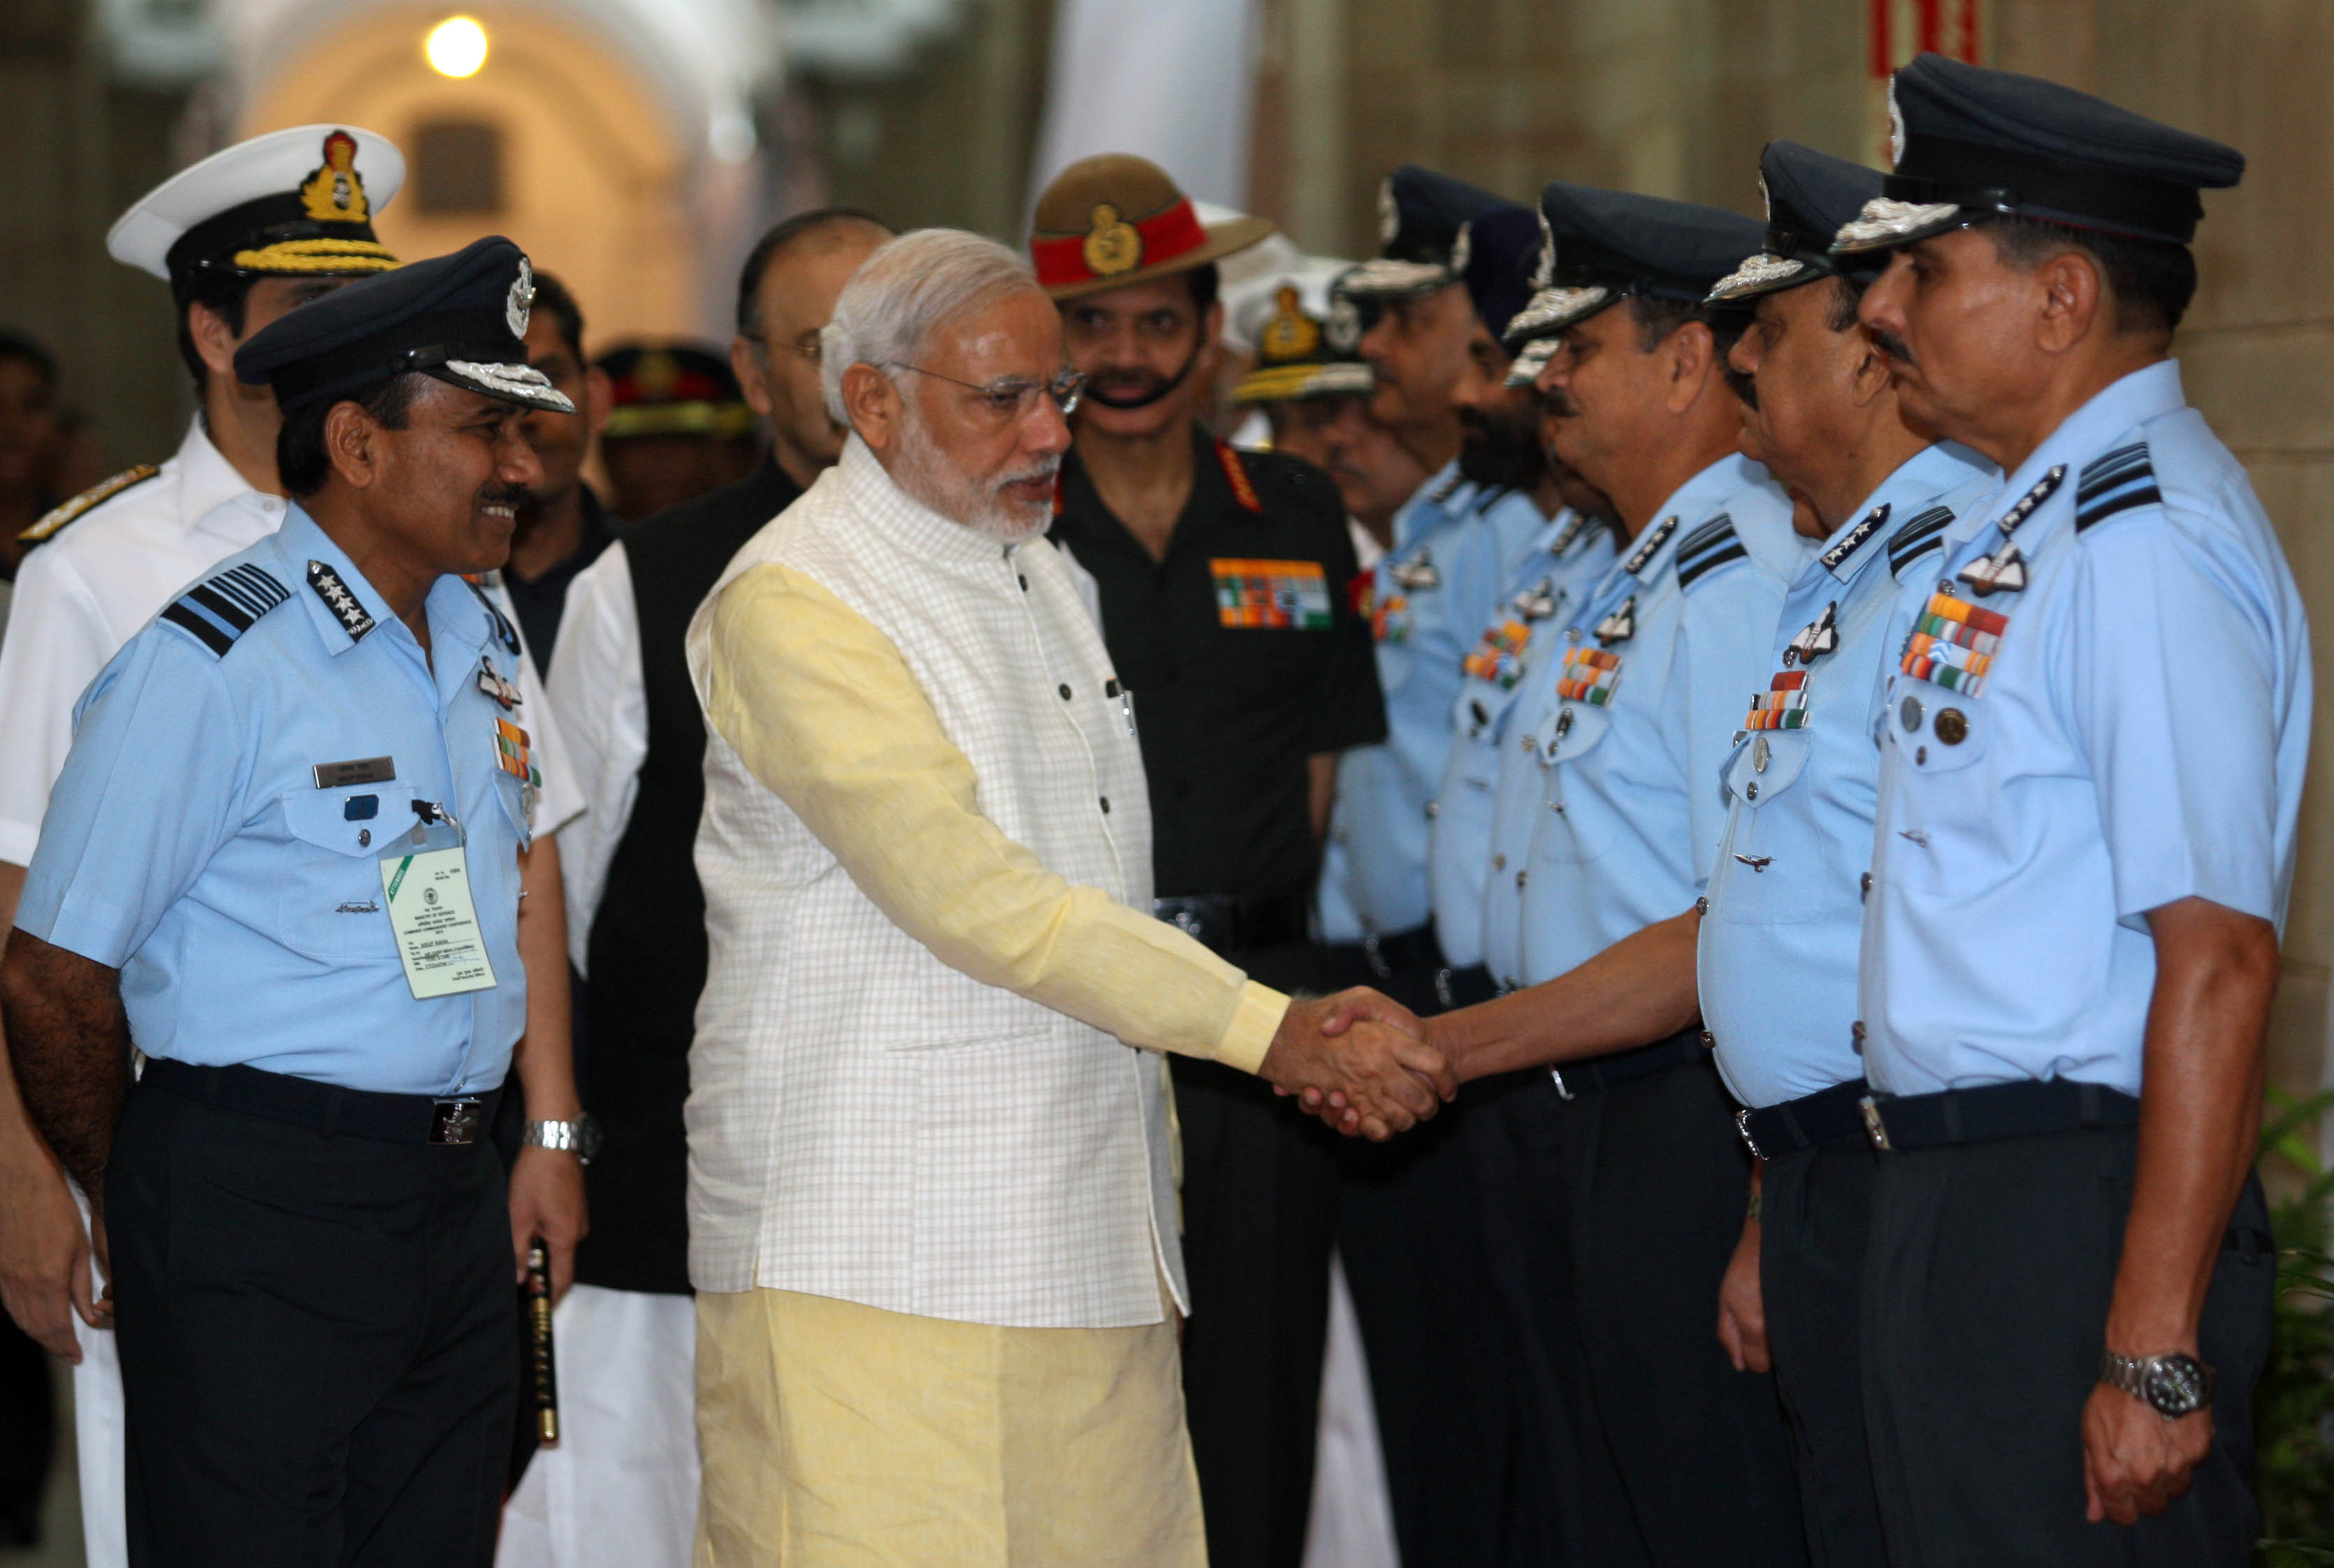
[17,504,539,1097]
[1518,455,1808,984]
[1858,362,2311,1098]
[1428,509,1615,968]
[1699,443,1996,1108]
[1317,463,1516,943]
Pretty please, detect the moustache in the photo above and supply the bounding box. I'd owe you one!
[1083,371,1170,409]
[1537,386,1579,419]
[1723,365,1760,410]
[996,458,1063,492]
[1869,327,1918,368]
[480,483,533,510]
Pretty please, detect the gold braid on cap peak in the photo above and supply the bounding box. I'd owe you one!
[232,238,400,273]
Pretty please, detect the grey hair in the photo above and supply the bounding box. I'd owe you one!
[820,228,1042,423]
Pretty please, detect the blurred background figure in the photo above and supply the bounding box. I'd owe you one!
[0,335,73,639]
[1224,263,1421,565]
[505,271,614,668]
[590,344,758,522]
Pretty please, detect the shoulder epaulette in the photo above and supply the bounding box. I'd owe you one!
[462,574,523,655]
[20,465,161,544]
[1622,514,1680,576]
[2075,441,2160,532]
[307,560,377,642]
[1215,440,1264,514]
[1674,513,1746,589]
[1885,504,1957,579]
[159,562,291,658]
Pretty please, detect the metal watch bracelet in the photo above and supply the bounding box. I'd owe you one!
[523,1115,601,1164]
[2098,1348,2214,1418]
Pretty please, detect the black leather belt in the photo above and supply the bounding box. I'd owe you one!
[1154,893,1308,957]
[1548,1028,1705,1100]
[1735,1078,1871,1159]
[1857,1077,2138,1153]
[143,1058,502,1146]
[1435,963,1498,1010]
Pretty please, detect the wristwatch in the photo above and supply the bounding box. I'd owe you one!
[523,1115,602,1164]
[2099,1349,2215,1418]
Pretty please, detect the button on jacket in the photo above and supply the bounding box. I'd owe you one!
[1050,433,1384,901]
[17,504,538,1097]
[1317,463,1530,942]
[1859,361,2310,1098]
[1519,454,1808,984]
[1699,443,1995,1108]
[1428,507,1614,969]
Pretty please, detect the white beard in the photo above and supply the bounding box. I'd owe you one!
[890,407,1057,544]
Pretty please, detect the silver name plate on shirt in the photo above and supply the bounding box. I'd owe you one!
[313,756,396,789]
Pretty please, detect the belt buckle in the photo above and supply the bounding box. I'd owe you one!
[429,1098,484,1146]
[1734,1107,1766,1160]
[1858,1094,1894,1152]
[1549,1067,1573,1101]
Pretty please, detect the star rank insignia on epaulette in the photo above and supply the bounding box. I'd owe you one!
[1820,504,1890,573]
[1783,601,1839,666]
[1547,510,1590,556]
[160,562,291,657]
[307,560,376,641]
[1957,465,2066,597]
[1623,514,1679,577]
[1593,593,1637,648]
[1429,468,1467,506]
[1389,551,1440,592]
[19,464,161,544]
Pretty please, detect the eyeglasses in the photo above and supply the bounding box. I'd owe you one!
[887,362,1085,423]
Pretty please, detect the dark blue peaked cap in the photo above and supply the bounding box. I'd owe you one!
[1502,183,1765,347]
[1707,141,1885,303]
[1456,203,1542,340]
[1340,164,1509,298]
[235,235,575,416]
[1834,52,2244,254]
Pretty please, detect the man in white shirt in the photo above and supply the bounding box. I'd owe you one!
[0,126,582,1568]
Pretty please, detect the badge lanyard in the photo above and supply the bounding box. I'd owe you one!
[376,806,498,999]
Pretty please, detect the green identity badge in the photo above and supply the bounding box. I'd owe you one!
[377,819,498,999]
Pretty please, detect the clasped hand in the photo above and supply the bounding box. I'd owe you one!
[1257,989,1453,1140]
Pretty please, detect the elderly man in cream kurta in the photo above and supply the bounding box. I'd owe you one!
[683,228,1451,1567]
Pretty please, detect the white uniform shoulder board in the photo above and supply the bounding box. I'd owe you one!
[20,464,161,544]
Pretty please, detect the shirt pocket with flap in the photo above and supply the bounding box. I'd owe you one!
[276,786,400,961]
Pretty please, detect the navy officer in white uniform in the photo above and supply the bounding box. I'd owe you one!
[1697,138,1995,1565]
[1836,53,2305,1565]
[0,236,587,1568]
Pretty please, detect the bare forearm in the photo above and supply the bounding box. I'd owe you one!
[1430,908,1702,1082]
[0,929,132,1203]
[510,838,580,1120]
[2107,897,2278,1356]
[0,862,65,1181]
[1307,753,1338,844]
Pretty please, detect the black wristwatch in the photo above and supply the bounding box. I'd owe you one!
[2099,1349,2215,1418]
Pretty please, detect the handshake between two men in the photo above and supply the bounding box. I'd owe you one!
[1254,987,1456,1142]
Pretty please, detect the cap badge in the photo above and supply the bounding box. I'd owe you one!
[1887,78,1908,167]
[1531,210,1556,289]
[507,256,535,337]
[1326,293,1363,355]
[1377,179,1400,245]
[1082,203,1144,278]
[1259,286,1322,364]
[637,349,680,400]
[298,130,369,224]
[1449,220,1472,277]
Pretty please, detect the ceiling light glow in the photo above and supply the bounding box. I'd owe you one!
[427,16,488,78]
